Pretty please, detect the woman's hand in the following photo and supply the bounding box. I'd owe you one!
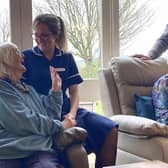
[130,54,152,60]
[62,116,76,129]
[50,66,62,91]
[64,113,75,120]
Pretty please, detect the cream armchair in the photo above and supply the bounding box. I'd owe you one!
[99,57,168,165]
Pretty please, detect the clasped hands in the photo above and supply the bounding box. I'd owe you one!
[54,114,87,151]
[62,113,76,129]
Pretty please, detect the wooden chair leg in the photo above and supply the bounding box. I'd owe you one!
[95,127,118,168]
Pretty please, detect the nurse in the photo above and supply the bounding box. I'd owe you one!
[22,13,118,168]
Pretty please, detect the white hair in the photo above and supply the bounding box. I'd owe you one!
[0,42,19,79]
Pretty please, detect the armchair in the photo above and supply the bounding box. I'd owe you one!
[99,57,168,165]
[55,127,89,168]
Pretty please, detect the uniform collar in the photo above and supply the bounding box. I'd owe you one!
[32,46,62,57]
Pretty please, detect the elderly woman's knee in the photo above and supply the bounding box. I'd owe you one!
[25,151,60,168]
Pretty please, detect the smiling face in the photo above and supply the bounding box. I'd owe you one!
[10,49,26,81]
[0,43,26,81]
[33,23,57,57]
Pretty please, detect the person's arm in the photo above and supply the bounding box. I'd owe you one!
[68,84,79,118]
[0,85,64,137]
[37,90,63,119]
[148,24,168,59]
[62,53,83,124]
[40,66,63,119]
[131,24,168,60]
[41,66,76,129]
[63,84,79,127]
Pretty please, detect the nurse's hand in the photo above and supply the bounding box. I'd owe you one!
[64,113,76,120]
[62,117,76,129]
[50,66,62,91]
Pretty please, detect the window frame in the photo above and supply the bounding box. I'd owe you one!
[10,0,33,50]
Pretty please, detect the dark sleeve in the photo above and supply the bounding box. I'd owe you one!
[66,54,83,87]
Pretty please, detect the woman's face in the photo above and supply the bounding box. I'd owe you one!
[33,23,56,54]
[11,50,26,81]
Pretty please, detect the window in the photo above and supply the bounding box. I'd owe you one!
[0,0,10,43]
[9,0,33,50]
[9,0,168,113]
[32,0,101,80]
[120,0,168,57]
[32,0,104,110]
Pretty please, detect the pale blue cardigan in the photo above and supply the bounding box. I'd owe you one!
[0,79,63,159]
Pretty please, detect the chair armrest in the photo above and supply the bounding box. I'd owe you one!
[54,127,87,151]
[111,115,168,137]
[54,127,89,168]
[66,143,89,168]
[99,68,121,116]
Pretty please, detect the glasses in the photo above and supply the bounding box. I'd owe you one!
[32,32,53,40]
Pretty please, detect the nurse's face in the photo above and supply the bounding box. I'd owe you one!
[33,23,56,54]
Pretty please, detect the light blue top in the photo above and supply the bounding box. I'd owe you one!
[148,24,168,59]
[0,79,63,159]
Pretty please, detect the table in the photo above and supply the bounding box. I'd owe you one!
[103,160,168,168]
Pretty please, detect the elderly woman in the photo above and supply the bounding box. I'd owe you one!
[0,42,87,168]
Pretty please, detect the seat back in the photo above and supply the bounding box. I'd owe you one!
[99,57,168,116]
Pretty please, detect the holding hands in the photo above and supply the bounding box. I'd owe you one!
[62,114,76,129]
[62,116,76,129]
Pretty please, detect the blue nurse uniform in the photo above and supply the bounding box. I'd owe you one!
[22,46,118,154]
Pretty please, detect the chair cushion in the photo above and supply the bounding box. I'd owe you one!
[134,94,155,120]
[110,115,168,137]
